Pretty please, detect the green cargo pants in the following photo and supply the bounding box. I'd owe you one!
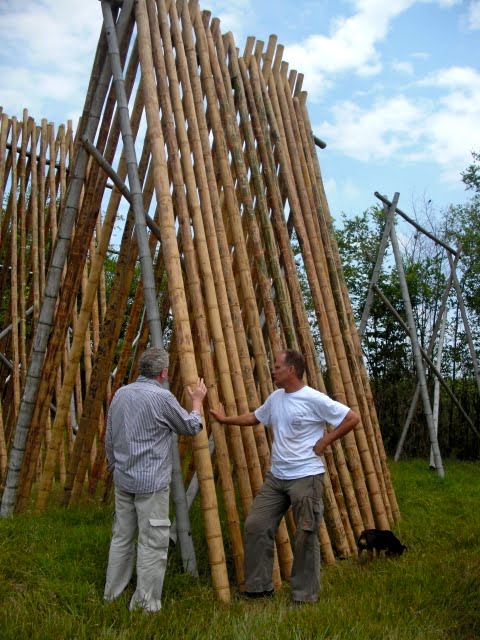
[244,471,324,602]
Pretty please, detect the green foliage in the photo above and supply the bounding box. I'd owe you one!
[443,201,480,322]
[0,461,479,639]
[461,150,480,193]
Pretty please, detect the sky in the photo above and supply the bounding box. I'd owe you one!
[1,0,480,226]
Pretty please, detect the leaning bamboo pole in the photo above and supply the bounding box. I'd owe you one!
[151,0,252,549]
[136,0,229,602]
[282,83,390,528]
[177,0,273,485]
[186,19,288,582]
[197,10,294,579]
[235,51,353,554]
[9,117,21,424]
[169,1,289,583]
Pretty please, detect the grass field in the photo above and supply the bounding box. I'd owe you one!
[0,459,479,640]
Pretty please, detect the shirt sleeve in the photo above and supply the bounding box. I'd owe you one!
[105,404,115,472]
[163,392,203,435]
[254,393,273,426]
[316,393,350,428]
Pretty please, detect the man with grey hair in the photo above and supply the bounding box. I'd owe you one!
[104,347,207,612]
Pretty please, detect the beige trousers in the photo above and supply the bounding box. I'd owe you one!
[104,486,170,612]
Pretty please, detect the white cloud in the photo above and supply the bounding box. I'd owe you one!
[466,0,480,28]
[419,65,480,89]
[392,61,415,75]
[318,65,480,184]
[319,95,424,162]
[283,0,458,101]
[410,51,430,60]
[0,0,100,122]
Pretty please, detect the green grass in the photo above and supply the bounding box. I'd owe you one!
[1,460,479,640]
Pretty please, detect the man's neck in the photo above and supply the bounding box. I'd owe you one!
[283,380,305,394]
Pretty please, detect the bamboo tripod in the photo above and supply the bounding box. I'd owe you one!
[359,192,480,477]
[1,0,399,601]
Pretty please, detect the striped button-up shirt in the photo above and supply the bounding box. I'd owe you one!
[105,376,203,493]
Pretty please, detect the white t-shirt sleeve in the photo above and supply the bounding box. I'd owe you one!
[254,392,274,426]
[315,393,350,428]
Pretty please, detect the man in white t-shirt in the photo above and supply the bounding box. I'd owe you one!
[210,349,359,604]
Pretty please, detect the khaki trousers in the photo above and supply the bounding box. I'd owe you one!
[104,486,170,612]
[244,472,324,602]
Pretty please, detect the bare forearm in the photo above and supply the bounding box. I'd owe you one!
[210,409,259,426]
[313,410,360,455]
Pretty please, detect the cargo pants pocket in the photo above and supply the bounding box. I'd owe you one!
[148,518,171,549]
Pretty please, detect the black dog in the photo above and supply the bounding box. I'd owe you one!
[357,529,406,559]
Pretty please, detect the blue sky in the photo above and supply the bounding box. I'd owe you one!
[1,0,479,224]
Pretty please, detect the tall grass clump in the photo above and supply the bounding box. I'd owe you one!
[1,460,479,640]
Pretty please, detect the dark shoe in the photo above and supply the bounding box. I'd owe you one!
[242,589,274,599]
[292,599,315,606]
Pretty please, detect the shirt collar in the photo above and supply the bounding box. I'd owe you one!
[137,375,162,387]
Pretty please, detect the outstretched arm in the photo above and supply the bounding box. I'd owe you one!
[210,406,260,427]
[313,410,360,456]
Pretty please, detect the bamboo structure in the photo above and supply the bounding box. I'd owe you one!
[0,0,400,600]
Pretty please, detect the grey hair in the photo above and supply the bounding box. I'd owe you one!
[138,348,169,378]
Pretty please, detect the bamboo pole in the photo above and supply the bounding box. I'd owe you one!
[38,120,47,300]
[197,9,294,579]
[176,0,272,475]
[0,114,9,224]
[10,117,21,424]
[18,111,29,388]
[151,0,250,584]
[30,121,40,333]
[170,5,290,584]
[136,0,229,601]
